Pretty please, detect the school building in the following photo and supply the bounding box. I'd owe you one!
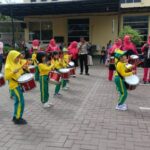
[0,0,150,50]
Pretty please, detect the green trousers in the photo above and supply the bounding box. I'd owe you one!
[11,86,24,119]
[115,76,128,105]
[35,66,39,81]
[62,80,68,88]
[55,79,68,94]
[39,75,49,104]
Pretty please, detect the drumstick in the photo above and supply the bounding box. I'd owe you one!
[135,60,143,66]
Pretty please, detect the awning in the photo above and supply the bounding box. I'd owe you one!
[0,0,119,19]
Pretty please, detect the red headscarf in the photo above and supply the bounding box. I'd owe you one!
[109,38,122,54]
[46,38,60,53]
[123,35,138,54]
[68,41,78,60]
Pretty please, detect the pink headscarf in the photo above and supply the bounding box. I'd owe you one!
[30,39,40,54]
[0,42,3,54]
[68,41,78,59]
[123,35,138,54]
[109,38,122,54]
[46,38,60,53]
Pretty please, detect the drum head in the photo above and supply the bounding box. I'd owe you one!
[130,55,139,59]
[0,73,3,78]
[69,61,75,67]
[18,73,34,83]
[59,68,70,73]
[125,75,140,86]
[29,65,35,69]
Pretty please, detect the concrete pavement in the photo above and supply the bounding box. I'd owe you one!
[0,65,150,150]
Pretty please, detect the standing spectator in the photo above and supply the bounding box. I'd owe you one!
[141,35,150,84]
[100,46,106,64]
[0,42,3,72]
[78,37,89,75]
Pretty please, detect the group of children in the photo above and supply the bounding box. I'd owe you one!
[107,35,150,111]
[4,39,78,125]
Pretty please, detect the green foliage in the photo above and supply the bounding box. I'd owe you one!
[3,45,22,55]
[119,26,142,46]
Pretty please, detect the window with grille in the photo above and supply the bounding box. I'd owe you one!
[68,19,89,43]
[121,0,141,3]
[123,16,148,42]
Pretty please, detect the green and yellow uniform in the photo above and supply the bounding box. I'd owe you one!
[114,50,133,106]
[51,58,65,94]
[5,50,25,119]
[38,63,54,103]
[62,53,71,88]
[31,53,39,81]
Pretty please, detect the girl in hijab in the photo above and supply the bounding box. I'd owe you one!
[46,38,60,53]
[68,41,79,67]
[123,35,138,55]
[5,50,28,125]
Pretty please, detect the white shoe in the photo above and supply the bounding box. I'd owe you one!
[48,102,54,106]
[43,102,50,108]
[62,87,68,90]
[115,104,127,111]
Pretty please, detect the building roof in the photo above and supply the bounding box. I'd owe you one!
[0,0,119,19]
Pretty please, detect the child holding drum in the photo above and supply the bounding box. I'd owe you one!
[114,49,135,111]
[61,49,71,90]
[5,50,27,125]
[31,39,40,81]
[37,52,55,108]
[51,51,65,96]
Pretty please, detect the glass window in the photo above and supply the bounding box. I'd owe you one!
[123,16,148,43]
[68,19,89,43]
[29,21,53,42]
[41,22,53,41]
[29,22,40,41]
[31,0,36,2]
[121,0,141,3]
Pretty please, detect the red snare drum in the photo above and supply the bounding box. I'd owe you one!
[59,68,70,80]
[129,55,139,65]
[110,56,115,64]
[0,73,5,87]
[29,65,35,73]
[18,73,36,92]
[69,68,76,77]
[49,71,61,84]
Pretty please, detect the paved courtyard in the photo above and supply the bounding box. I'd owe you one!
[0,65,150,150]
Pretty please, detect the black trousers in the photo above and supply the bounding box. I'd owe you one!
[79,54,89,74]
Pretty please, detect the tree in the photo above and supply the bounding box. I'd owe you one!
[119,26,142,46]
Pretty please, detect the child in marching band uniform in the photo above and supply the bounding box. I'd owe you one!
[114,49,135,111]
[5,50,28,125]
[61,48,71,90]
[37,52,55,108]
[51,51,65,96]
[31,39,40,81]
